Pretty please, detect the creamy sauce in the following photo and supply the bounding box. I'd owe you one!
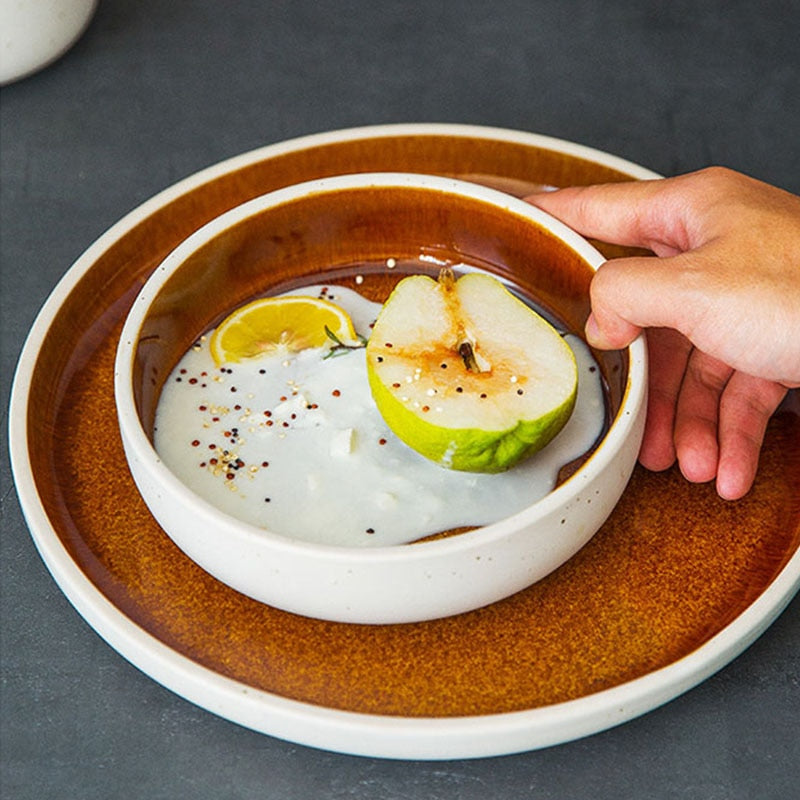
[154,284,605,547]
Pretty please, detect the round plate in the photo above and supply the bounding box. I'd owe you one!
[9,124,800,760]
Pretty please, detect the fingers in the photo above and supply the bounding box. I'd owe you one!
[638,328,692,472]
[533,172,800,386]
[673,350,732,484]
[643,344,787,499]
[525,179,691,256]
[528,170,799,502]
[715,373,787,500]
[525,167,778,256]
[526,182,655,247]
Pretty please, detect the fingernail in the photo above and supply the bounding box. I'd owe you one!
[585,314,603,346]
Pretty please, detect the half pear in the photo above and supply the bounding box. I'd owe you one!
[366,270,578,472]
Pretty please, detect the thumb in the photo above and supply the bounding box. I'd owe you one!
[584,310,641,351]
[525,180,710,351]
[585,252,696,350]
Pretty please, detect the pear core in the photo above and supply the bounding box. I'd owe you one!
[366,270,579,473]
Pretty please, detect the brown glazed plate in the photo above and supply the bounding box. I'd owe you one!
[9,124,800,760]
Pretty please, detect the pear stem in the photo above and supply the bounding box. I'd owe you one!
[459,341,479,372]
[438,267,456,289]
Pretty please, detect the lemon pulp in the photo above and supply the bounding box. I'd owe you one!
[210,295,357,365]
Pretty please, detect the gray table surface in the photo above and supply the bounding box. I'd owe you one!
[2,1,799,797]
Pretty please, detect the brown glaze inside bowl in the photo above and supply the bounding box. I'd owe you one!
[132,184,624,446]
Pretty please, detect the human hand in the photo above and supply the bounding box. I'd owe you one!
[526,167,800,500]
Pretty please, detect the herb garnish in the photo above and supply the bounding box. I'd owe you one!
[323,326,368,358]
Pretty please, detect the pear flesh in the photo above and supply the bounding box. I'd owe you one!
[366,270,578,473]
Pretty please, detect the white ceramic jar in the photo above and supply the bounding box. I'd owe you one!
[0,0,98,84]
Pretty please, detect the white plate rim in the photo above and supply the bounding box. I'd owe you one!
[8,123,800,760]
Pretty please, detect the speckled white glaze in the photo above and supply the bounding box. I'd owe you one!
[0,0,98,85]
[114,171,648,624]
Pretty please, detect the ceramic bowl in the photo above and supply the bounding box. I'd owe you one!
[0,0,98,85]
[114,171,647,624]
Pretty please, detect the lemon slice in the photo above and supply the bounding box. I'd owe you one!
[209,295,358,365]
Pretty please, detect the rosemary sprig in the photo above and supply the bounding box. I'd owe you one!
[323,325,368,358]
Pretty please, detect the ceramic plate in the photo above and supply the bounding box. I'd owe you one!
[9,124,800,760]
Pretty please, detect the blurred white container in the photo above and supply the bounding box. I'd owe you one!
[0,0,98,85]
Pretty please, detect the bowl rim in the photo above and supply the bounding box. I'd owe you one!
[114,170,648,561]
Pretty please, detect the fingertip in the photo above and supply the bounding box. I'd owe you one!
[679,460,718,486]
[713,372,786,501]
[584,314,610,349]
[638,441,677,473]
[524,179,666,249]
[584,312,641,351]
[638,398,678,472]
[676,438,719,485]
[523,186,577,213]
[715,451,758,501]
[715,473,751,501]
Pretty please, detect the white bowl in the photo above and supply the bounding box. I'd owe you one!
[0,0,98,85]
[115,171,647,624]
